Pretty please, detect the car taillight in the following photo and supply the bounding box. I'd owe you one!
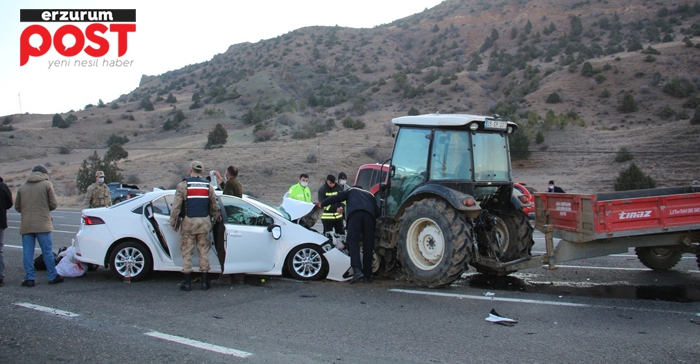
[518,195,529,204]
[126,194,132,199]
[83,215,105,225]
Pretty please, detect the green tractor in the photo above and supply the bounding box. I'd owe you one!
[374,114,534,287]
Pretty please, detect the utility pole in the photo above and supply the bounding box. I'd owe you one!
[18,93,22,114]
[316,137,320,186]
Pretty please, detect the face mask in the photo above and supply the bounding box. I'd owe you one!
[339,180,346,185]
[98,178,105,183]
[301,181,308,187]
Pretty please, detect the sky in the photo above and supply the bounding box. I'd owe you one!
[0,0,444,117]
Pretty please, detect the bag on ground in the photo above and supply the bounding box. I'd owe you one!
[55,246,87,278]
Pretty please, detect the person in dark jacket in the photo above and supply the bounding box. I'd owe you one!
[213,165,242,197]
[0,176,13,287]
[318,174,344,234]
[547,180,566,193]
[318,186,380,284]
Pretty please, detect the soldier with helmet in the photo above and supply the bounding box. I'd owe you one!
[169,161,220,291]
[84,171,111,208]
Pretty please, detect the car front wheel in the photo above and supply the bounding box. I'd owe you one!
[286,244,327,281]
[109,240,153,282]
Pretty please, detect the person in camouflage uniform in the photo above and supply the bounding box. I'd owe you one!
[84,171,111,208]
[170,161,219,291]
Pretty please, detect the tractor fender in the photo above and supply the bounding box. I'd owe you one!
[400,184,481,218]
[508,191,526,214]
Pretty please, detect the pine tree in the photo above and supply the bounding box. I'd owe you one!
[618,93,638,113]
[614,162,656,191]
[205,123,228,149]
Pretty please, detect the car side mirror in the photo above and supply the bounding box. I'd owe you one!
[144,204,154,219]
[267,224,281,240]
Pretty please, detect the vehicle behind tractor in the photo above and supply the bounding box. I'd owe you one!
[374,114,533,287]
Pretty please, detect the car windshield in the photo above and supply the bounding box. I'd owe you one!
[245,195,291,221]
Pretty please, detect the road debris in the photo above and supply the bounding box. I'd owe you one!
[485,309,518,327]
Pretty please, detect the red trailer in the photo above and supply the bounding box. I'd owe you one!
[483,186,700,273]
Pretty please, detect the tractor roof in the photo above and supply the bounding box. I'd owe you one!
[392,113,517,128]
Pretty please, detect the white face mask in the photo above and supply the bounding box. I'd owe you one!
[98,178,105,183]
[339,179,346,185]
[300,181,308,187]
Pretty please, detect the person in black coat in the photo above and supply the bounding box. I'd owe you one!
[0,176,13,287]
[318,186,380,284]
[547,180,566,193]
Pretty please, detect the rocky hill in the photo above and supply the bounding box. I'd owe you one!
[2,0,700,207]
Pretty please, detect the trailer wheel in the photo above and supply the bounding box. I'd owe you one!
[397,199,472,288]
[635,247,683,270]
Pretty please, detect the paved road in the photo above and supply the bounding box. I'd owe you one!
[1,210,699,363]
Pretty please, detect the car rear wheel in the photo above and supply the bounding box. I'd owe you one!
[286,244,327,281]
[109,240,153,282]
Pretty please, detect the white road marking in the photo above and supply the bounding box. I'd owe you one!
[14,303,80,317]
[556,264,700,272]
[6,226,76,234]
[391,289,589,307]
[390,289,699,315]
[144,331,252,358]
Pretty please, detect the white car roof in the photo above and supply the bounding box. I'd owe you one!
[392,113,514,127]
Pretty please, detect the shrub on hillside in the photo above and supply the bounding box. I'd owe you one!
[408,107,420,115]
[663,77,696,98]
[535,131,545,144]
[104,143,128,162]
[166,92,177,103]
[614,147,633,162]
[508,127,531,160]
[107,134,129,146]
[52,113,71,128]
[614,162,656,191]
[253,129,275,142]
[205,123,228,149]
[691,106,700,125]
[546,92,561,104]
[618,93,638,113]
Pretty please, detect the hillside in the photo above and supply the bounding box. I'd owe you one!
[2,0,700,207]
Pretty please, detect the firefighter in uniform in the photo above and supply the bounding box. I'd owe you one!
[318,174,344,234]
[84,171,112,208]
[170,161,219,291]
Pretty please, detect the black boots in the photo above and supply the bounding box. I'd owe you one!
[180,273,191,291]
[201,273,210,290]
[180,273,210,291]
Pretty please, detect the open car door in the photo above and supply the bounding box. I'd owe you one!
[219,195,278,274]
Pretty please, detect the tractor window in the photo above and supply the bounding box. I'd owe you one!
[387,128,431,216]
[472,132,511,181]
[430,130,472,180]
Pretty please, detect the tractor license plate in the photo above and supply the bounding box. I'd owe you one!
[485,120,507,130]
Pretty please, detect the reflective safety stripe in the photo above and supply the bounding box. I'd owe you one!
[321,212,344,219]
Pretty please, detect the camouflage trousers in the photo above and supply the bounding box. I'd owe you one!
[180,233,210,273]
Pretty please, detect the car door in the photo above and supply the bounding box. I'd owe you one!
[219,195,278,274]
[150,194,223,272]
[149,194,183,266]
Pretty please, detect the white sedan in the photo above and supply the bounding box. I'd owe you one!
[74,190,351,282]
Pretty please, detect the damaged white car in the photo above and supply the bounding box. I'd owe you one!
[74,190,351,282]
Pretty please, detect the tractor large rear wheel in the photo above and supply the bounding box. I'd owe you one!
[397,199,472,288]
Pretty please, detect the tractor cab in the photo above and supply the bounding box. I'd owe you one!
[380,114,522,219]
